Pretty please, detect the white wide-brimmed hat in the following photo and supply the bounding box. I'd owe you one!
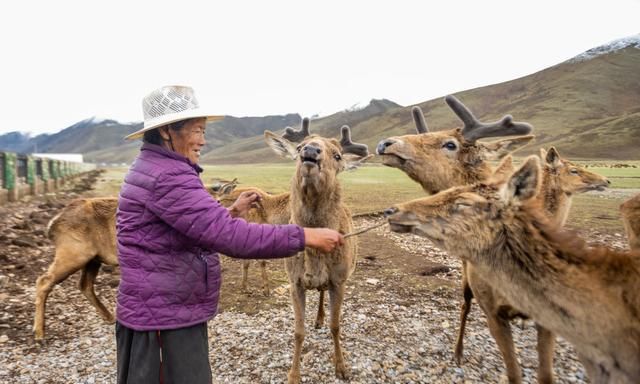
[125,85,224,140]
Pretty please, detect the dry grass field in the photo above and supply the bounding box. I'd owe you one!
[92,160,640,227]
[1,161,638,383]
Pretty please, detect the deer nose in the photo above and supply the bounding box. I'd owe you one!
[384,207,398,217]
[301,145,322,159]
[376,139,396,155]
[606,179,611,185]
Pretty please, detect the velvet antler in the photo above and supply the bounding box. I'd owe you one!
[412,106,429,134]
[445,95,533,142]
[340,125,369,157]
[282,117,311,143]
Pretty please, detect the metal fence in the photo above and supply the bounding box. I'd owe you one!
[0,151,96,203]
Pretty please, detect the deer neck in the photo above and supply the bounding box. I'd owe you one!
[263,192,291,225]
[538,169,572,227]
[290,178,342,227]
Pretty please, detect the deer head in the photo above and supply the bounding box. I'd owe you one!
[377,95,534,194]
[265,125,370,194]
[209,178,239,196]
[385,156,541,252]
[541,147,610,194]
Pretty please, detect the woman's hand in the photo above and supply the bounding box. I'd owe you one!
[228,191,260,218]
[303,228,344,253]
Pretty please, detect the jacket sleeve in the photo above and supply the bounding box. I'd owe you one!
[147,168,305,259]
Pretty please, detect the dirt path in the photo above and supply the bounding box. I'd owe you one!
[0,174,632,383]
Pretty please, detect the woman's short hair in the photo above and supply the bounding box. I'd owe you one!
[142,119,192,145]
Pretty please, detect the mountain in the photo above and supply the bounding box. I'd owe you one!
[198,34,640,163]
[1,34,639,161]
[0,115,303,163]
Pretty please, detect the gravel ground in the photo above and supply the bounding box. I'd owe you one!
[0,178,633,384]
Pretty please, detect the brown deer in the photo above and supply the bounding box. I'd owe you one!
[386,156,640,384]
[264,124,370,384]
[34,197,118,341]
[376,96,534,195]
[210,179,291,295]
[620,193,640,251]
[378,96,552,382]
[455,147,610,384]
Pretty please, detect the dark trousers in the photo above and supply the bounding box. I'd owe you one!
[116,322,212,384]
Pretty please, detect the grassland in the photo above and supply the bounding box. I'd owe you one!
[98,161,639,234]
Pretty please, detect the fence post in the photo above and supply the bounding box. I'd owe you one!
[5,152,18,202]
[27,155,39,195]
[55,161,63,187]
[41,158,50,193]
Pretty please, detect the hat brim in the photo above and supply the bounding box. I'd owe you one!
[125,110,225,140]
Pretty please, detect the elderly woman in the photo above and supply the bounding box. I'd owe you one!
[116,85,343,384]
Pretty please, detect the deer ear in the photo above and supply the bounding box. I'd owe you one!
[264,130,298,160]
[539,147,547,160]
[490,155,514,183]
[482,135,535,160]
[220,182,237,195]
[545,146,562,168]
[502,156,541,204]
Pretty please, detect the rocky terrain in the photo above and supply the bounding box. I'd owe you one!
[0,174,633,383]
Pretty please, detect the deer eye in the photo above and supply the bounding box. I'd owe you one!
[296,144,303,152]
[443,141,457,151]
[334,153,342,161]
[570,168,578,175]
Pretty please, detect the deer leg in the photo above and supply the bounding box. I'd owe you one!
[288,283,306,384]
[34,247,90,340]
[454,272,474,366]
[485,313,522,384]
[79,258,115,323]
[241,261,250,292]
[536,324,556,384]
[577,353,609,384]
[329,283,349,380]
[314,290,325,329]
[260,260,269,296]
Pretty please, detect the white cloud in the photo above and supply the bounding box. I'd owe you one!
[1,0,639,135]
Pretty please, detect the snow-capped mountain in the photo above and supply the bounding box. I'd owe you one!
[569,33,640,63]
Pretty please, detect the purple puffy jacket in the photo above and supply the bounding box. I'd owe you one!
[116,143,304,330]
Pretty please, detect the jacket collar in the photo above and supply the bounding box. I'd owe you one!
[140,142,203,173]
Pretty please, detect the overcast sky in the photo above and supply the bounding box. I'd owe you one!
[1,0,639,135]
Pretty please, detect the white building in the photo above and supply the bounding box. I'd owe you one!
[33,153,84,163]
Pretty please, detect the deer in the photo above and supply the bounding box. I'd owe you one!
[34,197,119,341]
[263,122,371,384]
[385,156,640,384]
[377,96,558,382]
[209,179,291,295]
[454,146,610,384]
[620,193,640,251]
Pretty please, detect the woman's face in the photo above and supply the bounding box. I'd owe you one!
[162,118,207,164]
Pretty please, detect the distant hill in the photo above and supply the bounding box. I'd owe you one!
[204,35,640,163]
[1,34,639,162]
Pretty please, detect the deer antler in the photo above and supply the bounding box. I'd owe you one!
[412,106,429,134]
[445,95,532,143]
[340,125,369,158]
[282,117,311,143]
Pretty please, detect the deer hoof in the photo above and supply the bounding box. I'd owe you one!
[287,370,301,384]
[335,363,350,380]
